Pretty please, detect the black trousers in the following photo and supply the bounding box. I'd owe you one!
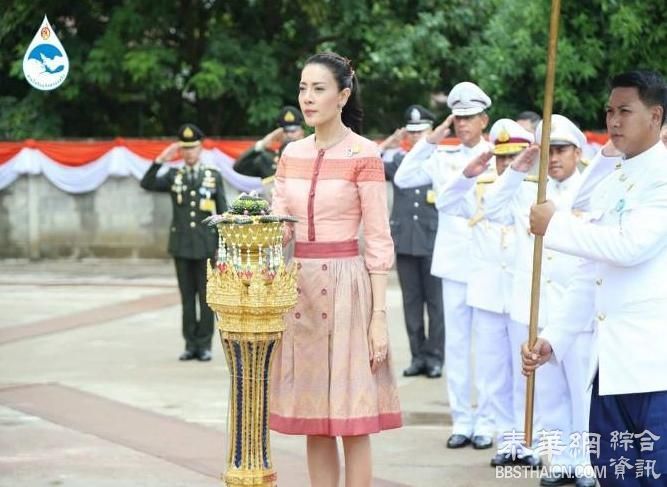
[395,253,444,367]
[174,257,214,352]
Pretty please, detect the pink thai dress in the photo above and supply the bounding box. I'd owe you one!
[269,130,402,437]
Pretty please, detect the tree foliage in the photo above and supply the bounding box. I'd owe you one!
[470,0,667,129]
[0,0,665,140]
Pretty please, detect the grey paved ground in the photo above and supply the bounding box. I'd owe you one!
[0,259,543,487]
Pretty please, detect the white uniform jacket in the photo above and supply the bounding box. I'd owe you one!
[394,138,492,281]
[484,168,582,328]
[543,142,667,396]
[436,171,514,313]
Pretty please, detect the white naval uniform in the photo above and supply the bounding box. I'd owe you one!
[542,141,667,397]
[436,170,516,439]
[394,137,492,437]
[485,167,594,466]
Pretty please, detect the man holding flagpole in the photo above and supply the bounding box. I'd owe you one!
[523,70,667,486]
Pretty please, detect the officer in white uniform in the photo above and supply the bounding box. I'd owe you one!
[484,116,598,485]
[436,119,534,453]
[394,81,493,449]
[524,70,667,487]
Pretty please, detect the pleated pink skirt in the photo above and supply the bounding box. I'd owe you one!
[269,242,402,437]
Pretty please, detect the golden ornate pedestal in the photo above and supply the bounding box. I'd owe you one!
[206,204,297,487]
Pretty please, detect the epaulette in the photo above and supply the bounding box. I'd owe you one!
[579,158,590,167]
[476,175,496,185]
[524,175,539,183]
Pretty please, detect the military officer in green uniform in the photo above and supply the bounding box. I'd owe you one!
[141,123,227,361]
[233,106,305,179]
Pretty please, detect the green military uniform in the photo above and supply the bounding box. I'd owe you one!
[233,144,281,179]
[233,105,304,178]
[140,123,227,360]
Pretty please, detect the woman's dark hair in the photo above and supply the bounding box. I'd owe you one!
[304,52,363,134]
[610,70,667,125]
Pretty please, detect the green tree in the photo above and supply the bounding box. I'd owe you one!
[0,0,493,138]
[469,0,667,129]
[1,0,665,139]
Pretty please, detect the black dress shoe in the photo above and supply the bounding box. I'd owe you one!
[403,362,426,377]
[179,350,197,361]
[540,472,576,486]
[197,350,212,361]
[471,435,493,449]
[446,434,471,449]
[490,453,516,467]
[574,477,596,487]
[425,364,443,378]
[516,454,542,469]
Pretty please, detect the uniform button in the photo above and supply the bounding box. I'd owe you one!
[295,312,301,319]
[546,279,552,284]
[297,287,301,294]
[321,289,327,295]
[415,189,421,195]
[190,222,196,228]
[322,264,328,271]
[413,215,419,221]
[190,190,196,196]
[414,202,419,208]
[322,312,327,319]
[546,254,553,261]
[190,201,196,207]
[597,312,606,322]
[297,263,302,270]
[190,211,196,217]
[596,278,603,286]
[501,263,507,270]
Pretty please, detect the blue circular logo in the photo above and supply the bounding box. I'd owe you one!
[28,44,65,74]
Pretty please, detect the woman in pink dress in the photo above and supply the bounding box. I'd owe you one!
[270,52,402,486]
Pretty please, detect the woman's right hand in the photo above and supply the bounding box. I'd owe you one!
[282,222,295,247]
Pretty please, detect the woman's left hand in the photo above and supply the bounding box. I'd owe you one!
[368,311,388,373]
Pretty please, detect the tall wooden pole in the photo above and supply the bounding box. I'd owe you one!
[524,0,562,447]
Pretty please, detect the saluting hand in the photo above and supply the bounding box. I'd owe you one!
[521,338,553,376]
[259,127,285,150]
[462,151,493,178]
[511,144,540,173]
[155,142,180,164]
[426,114,455,144]
[378,127,406,152]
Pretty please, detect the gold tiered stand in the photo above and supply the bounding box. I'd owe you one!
[206,197,297,487]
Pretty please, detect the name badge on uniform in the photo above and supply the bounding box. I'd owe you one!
[426,190,436,205]
[200,198,216,214]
